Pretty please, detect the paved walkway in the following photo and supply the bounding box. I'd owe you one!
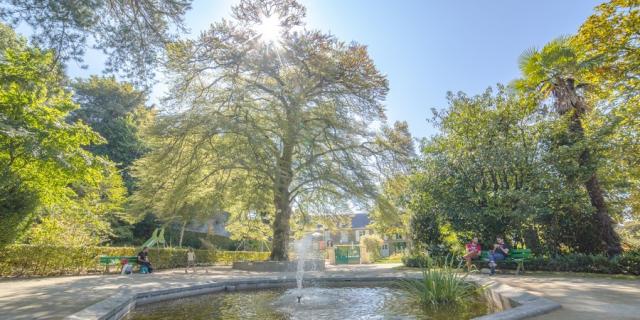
[495,275,640,320]
[1,264,639,320]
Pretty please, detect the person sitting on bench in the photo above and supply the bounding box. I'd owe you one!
[137,247,153,274]
[463,237,482,272]
[489,237,510,275]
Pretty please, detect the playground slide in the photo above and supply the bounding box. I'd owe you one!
[140,228,166,249]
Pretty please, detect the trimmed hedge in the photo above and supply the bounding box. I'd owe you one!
[402,251,640,275]
[0,245,270,277]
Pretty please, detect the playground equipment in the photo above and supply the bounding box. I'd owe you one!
[141,227,166,249]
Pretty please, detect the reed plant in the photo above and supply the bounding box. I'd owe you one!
[397,256,483,307]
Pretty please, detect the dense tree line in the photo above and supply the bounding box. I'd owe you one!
[0,1,191,247]
[404,0,639,255]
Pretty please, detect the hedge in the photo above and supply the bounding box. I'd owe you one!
[402,251,640,275]
[0,245,270,277]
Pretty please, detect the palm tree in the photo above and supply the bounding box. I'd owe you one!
[517,37,621,256]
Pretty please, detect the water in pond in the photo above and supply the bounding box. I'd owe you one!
[127,283,488,320]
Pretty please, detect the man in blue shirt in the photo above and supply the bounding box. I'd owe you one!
[489,237,510,275]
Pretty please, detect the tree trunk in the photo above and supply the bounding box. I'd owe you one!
[179,220,187,248]
[554,78,622,255]
[270,143,294,261]
[585,174,621,256]
[270,196,292,261]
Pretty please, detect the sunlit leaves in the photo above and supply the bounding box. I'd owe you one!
[0,36,125,246]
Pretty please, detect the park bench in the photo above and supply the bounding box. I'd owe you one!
[479,248,532,275]
[98,228,165,274]
[99,255,138,273]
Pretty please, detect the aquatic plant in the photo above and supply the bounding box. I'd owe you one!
[398,256,483,307]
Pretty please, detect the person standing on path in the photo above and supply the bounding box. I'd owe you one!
[186,248,196,273]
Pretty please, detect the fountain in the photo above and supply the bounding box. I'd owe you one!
[231,231,325,272]
[293,234,315,302]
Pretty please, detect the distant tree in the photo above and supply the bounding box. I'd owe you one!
[0,22,25,51]
[0,0,192,84]
[134,0,404,260]
[370,121,415,241]
[70,76,154,193]
[517,37,623,255]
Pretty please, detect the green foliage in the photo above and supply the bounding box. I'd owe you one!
[360,234,383,262]
[0,244,269,277]
[467,251,640,276]
[574,0,640,219]
[0,28,126,247]
[0,171,38,245]
[70,76,154,194]
[0,0,192,84]
[134,0,404,260]
[619,221,640,250]
[0,22,25,52]
[402,252,431,268]
[410,86,600,254]
[398,257,482,307]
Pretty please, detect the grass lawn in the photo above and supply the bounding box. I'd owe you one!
[375,254,403,264]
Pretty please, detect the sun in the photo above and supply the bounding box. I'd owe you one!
[256,15,283,44]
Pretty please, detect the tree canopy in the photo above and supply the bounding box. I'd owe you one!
[404,1,639,255]
[0,28,125,246]
[132,0,408,260]
[0,0,192,84]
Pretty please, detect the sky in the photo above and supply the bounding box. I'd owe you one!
[63,0,604,140]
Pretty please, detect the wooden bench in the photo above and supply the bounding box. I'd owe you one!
[479,249,532,275]
[99,256,138,273]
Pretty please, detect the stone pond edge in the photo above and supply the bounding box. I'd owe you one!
[65,275,561,320]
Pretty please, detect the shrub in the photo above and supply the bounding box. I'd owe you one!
[398,257,482,307]
[0,245,269,277]
[360,234,384,262]
[459,251,640,276]
[401,251,457,268]
[402,252,431,268]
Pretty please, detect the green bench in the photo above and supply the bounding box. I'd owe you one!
[99,255,138,273]
[479,248,532,275]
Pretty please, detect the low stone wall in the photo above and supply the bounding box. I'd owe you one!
[66,275,560,320]
[232,259,325,272]
[469,276,561,320]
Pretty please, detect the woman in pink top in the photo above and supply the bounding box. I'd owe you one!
[463,237,481,272]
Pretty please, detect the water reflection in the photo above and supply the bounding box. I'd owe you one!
[128,284,487,320]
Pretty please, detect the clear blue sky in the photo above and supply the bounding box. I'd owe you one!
[65,0,604,140]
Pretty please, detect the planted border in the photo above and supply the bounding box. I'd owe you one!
[0,245,269,277]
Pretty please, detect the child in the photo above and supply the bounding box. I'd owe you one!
[186,248,196,273]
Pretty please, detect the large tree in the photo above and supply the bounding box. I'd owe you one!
[517,37,622,255]
[134,0,402,260]
[0,0,192,83]
[574,0,640,220]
